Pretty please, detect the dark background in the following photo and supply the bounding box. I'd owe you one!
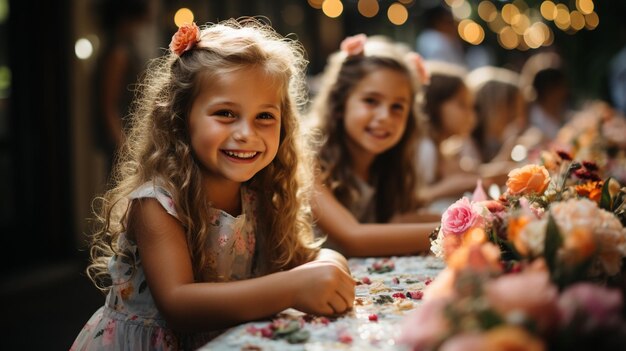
[1,0,625,348]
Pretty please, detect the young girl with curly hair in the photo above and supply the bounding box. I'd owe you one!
[72,19,354,350]
[307,34,439,257]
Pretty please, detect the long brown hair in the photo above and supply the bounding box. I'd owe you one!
[308,37,424,222]
[87,18,319,289]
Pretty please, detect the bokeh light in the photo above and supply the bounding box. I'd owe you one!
[570,10,585,31]
[387,3,408,25]
[308,0,324,9]
[585,11,599,30]
[576,0,594,15]
[0,0,8,24]
[459,19,484,45]
[498,26,519,50]
[540,1,557,21]
[357,0,379,18]
[502,4,520,24]
[322,0,343,18]
[174,8,194,27]
[451,1,472,20]
[74,38,94,60]
[478,1,497,22]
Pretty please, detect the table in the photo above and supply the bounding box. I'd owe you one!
[200,255,445,350]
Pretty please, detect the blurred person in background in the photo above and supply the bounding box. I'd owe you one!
[93,0,154,181]
[520,52,571,142]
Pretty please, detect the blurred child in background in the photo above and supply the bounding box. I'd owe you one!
[306,34,438,257]
[416,61,481,212]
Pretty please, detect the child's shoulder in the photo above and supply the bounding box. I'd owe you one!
[129,180,178,218]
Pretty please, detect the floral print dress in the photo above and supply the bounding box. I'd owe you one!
[71,181,259,350]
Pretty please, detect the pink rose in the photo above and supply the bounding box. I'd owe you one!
[441,197,483,236]
[339,34,367,56]
[406,51,430,85]
[558,283,623,330]
[399,298,450,350]
[169,22,200,56]
[485,269,559,332]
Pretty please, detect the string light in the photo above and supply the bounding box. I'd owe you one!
[304,0,598,49]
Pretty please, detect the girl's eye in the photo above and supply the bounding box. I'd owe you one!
[257,112,275,120]
[363,97,378,105]
[215,110,236,118]
[392,103,406,112]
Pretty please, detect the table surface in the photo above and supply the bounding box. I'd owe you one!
[200,255,445,351]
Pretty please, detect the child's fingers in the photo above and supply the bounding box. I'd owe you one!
[327,293,349,314]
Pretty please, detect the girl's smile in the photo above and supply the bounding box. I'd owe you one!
[188,66,282,185]
[343,68,412,158]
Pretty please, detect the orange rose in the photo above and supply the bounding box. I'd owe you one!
[483,326,545,351]
[170,22,200,56]
[506,164,551,196]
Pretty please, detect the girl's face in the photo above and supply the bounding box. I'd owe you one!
[343,68,412,158]
[440,85,476,137]
[188,66,282,184]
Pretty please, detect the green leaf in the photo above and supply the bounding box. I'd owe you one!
[286,330,310,344]
[273,320,300,336]
[599,177,613,211]
[477,308,504,329]
[544,214,563,275]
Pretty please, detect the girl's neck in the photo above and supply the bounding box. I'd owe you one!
[203,177,242,216]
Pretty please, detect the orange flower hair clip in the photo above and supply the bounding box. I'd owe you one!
[340,33,367,57]
[170,22,201,56]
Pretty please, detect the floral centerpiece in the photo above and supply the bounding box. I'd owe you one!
[403,152,626,350]
[430,151,626,285]
[399,256,626,350]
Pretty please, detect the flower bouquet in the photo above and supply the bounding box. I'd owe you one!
[399,256,626,350]
[402,152,626,350]
[430,151,626,286]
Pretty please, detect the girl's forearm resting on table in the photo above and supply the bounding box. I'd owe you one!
[131,199,354,333]
[154,270,312,332]
[313,185,436,257]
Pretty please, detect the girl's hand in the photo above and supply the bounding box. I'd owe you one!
[290,261,355,316]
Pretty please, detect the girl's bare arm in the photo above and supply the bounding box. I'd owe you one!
[312,183,436,257]
[130,198,355,332]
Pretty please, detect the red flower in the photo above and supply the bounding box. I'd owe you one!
[170,22,200,56]
[556,149,573,161]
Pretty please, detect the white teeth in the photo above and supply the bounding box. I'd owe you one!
[224,151,258,159]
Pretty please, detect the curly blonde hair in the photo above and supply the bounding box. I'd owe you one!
[88,18,319,289]
[308,36,425,222]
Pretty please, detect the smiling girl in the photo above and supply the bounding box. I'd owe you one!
[71,19,354,350]
[307,35,439,257]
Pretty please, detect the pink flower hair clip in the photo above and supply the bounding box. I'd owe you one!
[170,22,201,56]
[406,52,430,85]
[340,33,367,57]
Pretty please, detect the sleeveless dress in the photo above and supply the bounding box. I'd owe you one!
[71,181,259,350]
